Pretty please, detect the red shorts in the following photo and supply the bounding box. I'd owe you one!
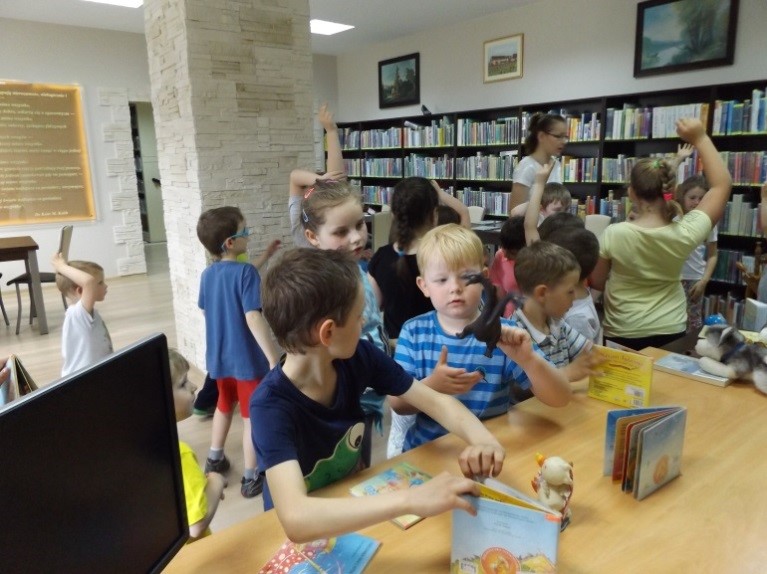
[215,377,260,418]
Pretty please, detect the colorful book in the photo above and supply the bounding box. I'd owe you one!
[258,533,380,574]
[348,462,431,529]
[0,355,38,407]
[451,478,560,573]
[588,345,653,408]
[604,407,687,501]
[653,352,730,387]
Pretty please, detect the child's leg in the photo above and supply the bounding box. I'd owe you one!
[237,378,263,498]
[205,377,237,474]
[193,372,218,416]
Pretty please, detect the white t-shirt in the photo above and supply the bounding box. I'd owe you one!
[565,290,602,345]
[681,225,718,280]
[61,300,114,377]
[512,156,563,199]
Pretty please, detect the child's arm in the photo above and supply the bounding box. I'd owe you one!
[671,143,694,171]
[677,118,732,224]
[431,180,470,228]
[267,461,479,543]
[589,257,610,291]
[319,103,344,174]
[250,239,281,270]
[366,272,384,308]
[188,472,226,539]
[289,168,347,196]
[51,252,99,313]
[245,310,280,368]
[690,241,718,301]
[524,161,555,245]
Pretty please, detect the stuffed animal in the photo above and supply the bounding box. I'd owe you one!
[531,453,573,529]
[695,324,767,394]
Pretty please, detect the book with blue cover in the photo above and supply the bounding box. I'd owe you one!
[258,533,380,574]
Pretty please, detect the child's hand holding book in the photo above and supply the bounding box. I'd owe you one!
[404,472,481,518]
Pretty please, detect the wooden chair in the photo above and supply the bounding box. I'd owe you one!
[7,225,73,335]
[584,214,611,238]
[468,205,485,223]
[370,211,393,253]
[0,272,8,327]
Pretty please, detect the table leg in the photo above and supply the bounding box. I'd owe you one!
[27,251,48,335]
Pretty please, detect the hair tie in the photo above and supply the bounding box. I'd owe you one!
[302,209,309,223]
[652,159,663,169]
[396,248,406,258]
[303,186,315,200]
[663,192,673,202]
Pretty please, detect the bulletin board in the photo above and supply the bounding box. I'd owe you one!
[0,81,96,226]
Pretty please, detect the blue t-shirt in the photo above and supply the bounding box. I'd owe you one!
[250,340,413,510]
[198,260,269,380]
[395,311,541,451]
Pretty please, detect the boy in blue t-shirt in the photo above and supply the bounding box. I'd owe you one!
[392,224,572,452]
[197,206,280,499]
[250,248,506,543]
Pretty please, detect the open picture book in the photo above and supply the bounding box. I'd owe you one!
[0,355,38,407]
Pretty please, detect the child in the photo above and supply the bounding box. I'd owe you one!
[391,224,572,453]
[250,248,505,542]
[489,216,525,318]
[168,349,225,541]
[677,175,718,332]
[510,182,571,225]
[590,118,732,350]
[437,204,462,225]
[522,162,572,245]
[196,206,280,498]
[52,255,113,377]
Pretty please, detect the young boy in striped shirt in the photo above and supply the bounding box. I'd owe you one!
[389,224,572,452]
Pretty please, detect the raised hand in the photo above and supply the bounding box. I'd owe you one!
[317,169,346,182]
[675,118,706,144]
[534,160,556,183]
[317,102,337,132]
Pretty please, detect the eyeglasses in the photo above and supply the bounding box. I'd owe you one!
[221,227,251,252]
[546,132,570,142]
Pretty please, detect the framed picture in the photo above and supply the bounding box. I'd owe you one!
[483,34,524,83]
[378,53,420,109]
[634,0,739,78]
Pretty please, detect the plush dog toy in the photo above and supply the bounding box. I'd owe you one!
[694,324,767,394]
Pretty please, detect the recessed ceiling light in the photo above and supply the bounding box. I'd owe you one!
[310,19,354,36]
[81,0,144,7]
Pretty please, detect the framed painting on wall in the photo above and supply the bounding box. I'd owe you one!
[483,34,524,83]
[378,53,420,109]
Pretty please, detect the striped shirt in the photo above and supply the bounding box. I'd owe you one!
[395,311,539,451]
[512,309,589,368]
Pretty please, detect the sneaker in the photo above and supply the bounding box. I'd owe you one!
[192,406,215,418]
[204,455,230,474]
[240,475,264,498]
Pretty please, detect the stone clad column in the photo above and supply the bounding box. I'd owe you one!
[144,0,313,368]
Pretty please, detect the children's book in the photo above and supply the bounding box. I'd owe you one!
[604,406,687,501]
[451,478,560,573]
[258,533,380,574]
[348,461,431,529]
[0,355,38,407]
[588,345,653,408]
[653,352,730,387]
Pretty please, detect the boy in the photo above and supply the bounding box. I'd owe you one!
[196,206,280,498]
[391,224,572,453]
[52,254,113,377]
[251,248,505,543]
[510,182,571,225]
[168,349,225,542]
[511,241,595,378]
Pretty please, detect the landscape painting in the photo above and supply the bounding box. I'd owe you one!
[484,34,524,83]
[634,0,738,77]
[378,53,420,109]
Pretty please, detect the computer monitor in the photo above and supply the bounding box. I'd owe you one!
[0,334,188,573]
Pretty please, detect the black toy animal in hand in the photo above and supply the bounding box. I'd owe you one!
[456,273,519,358]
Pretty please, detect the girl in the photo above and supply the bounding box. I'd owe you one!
[489,215,525,318]
[509,113,567,212]
[677,175,718,332]
[590,118,732,350]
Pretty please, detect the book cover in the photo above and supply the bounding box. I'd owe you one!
[258,533,380,574]
[610,409,674,482]
[451,479,560,574]
[603,407,673,476]
[588,345,653,408]
[634,408,687,501]
[653,352,730,387]
[349,462,431,529]
[0,355,38,406]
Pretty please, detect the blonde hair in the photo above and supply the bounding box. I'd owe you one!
[630,158,681,222]
[55,261,103,295]
[417,224,484,273]
[168,348,190,386]
[301,179,362,235]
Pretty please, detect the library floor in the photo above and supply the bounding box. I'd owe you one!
[0,242,390,533]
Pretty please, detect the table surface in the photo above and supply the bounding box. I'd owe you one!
[164,347,767,573]
[0,236,38,260]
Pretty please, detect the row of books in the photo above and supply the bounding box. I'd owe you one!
[343,158,403,178]
[403,154,454,179]
[711,88,767,135]
[702,292,746,328]
[453,187,510,216]
[719,150,767,185]
[359,127,402,149]
[604,102,709,140]
[455,152,517,181]
[456,117,520,146]
[720,195,761,237]
[360,185,394,206]
[404,117,454,148]
[561,156,598,182]
[562,112,601,142]
[712,249,755,285]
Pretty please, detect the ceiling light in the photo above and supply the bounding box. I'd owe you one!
[310,19,354,36]
[81,0,144,7]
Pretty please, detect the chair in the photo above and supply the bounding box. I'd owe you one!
[371,210,393,253]
[468,205,485,223]
[0,272,8,327]
[7,225,73,335]
[584,214,611,238]
[380,204,391,212]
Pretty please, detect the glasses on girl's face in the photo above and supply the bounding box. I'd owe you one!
[221,227,250,252]
[546,132,569,142]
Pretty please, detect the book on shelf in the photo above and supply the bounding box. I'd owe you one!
[653,352,731,387]
[742,298,767,331]
[604,406,687,500]
[451,478,560,574]
[348,462,432,529]
[258,533,380,574]
[588,344,653,408]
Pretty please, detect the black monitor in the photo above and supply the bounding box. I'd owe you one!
[0,334,188,573]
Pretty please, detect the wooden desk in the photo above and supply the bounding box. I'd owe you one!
[164,348,767,573]
[0,236,48,335]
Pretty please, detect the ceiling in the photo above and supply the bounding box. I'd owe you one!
[0,0,536,55]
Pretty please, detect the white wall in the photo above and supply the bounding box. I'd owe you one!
[335,0,767,122]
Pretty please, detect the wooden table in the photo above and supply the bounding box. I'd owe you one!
[471,221,503,245]
[164,348,767,573]
[0,236,48,335]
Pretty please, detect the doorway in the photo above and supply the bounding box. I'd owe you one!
[129,102,165,243]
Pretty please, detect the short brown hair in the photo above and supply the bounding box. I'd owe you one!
[55,261,103,295]
[417,224,484,274]
[197,206,244,256]
[541,183,572,209]
[301,180,362,236]
[545,227,599,280]
[262,248,361,353]
[515,241,580,294]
